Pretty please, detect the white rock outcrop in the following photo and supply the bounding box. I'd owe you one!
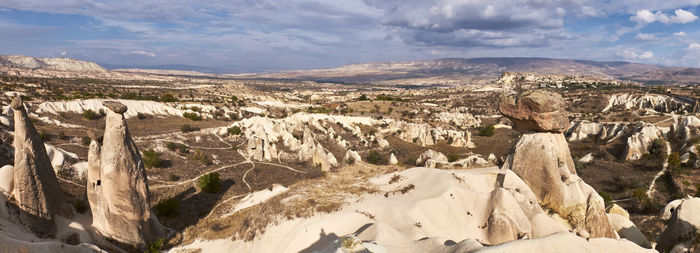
[623,123,662,161]
[602,93,681,113]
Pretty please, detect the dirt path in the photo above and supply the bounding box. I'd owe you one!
[646,140,672,197]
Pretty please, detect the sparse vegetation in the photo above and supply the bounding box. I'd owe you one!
[180,124,200,132]
[447,154,459,163]
[145,238,164,253]
[82,109,98,120]
[154,198,179,217]
[198,172,221,193]
[478,124,495,137]
[183,112,202,121]
[81,136,91,146]
[228,126,242,135]
[366,150,384,165]
[142,149,162,168]
[160,93,177,102]
[648,138,664,158]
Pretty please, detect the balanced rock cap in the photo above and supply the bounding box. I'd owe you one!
[102,101,128,114]
[10,96,23,110]
[498,89,569,133]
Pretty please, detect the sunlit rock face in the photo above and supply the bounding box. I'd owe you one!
[87,101,164,249]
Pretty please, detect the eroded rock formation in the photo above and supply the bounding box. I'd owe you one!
[87,101,164,248]
[9,96,72,237]
[656,197,700,252]
[500,90,617,239]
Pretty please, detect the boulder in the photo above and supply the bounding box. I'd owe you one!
[656,197,700,252]
[0,165,13,194]
[502,132,616,239]
[607,213,650,248]
[498,90,569,133]
[622,123,662,161]
[343,150,362,164]
[388,153,398,165]
[87,101,164,248]
[10,96,72,237]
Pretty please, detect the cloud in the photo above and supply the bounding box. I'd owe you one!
[634,33,658,41]
[674,31,687,36]
[630,9,698,24]
[131,50,155,57]
[60,51,66,56]
[617,49,654,60]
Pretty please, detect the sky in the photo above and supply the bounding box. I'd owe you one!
[2,0,700,72]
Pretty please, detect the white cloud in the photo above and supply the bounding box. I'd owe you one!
[634,33,657,41]
[674,31,687,36]
[630,9,698,24]
[689,43,700,50]
[639,51,654,59]
[131,50,156,57]
[60,51,66,56]
[617,49,654,60]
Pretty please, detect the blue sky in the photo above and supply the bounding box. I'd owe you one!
[2,0,700,72]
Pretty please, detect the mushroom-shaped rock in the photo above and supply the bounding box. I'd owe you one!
[498,89,569,133]
[10,96,73,237]
[87,101,164,248]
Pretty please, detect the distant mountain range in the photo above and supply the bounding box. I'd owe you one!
[2,55,700,85]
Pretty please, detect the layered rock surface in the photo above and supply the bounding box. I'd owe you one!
[87,101,164,248]
[499,89,569,132]
[10,97,72,237]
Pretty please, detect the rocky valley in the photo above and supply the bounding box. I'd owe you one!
[0,55,697,253]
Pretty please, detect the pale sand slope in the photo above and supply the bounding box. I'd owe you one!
[171,167,651,253]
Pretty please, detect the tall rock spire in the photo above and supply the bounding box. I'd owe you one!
[87,101,164,248]
[10,96,72,237]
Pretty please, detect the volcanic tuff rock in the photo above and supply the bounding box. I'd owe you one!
[498,89,569,133]
[602,93,683,113]
[10,96,73,237]
[87,101,164,248]
[503,132,616,239]
[623,123,663,161]
[656,197,700,252]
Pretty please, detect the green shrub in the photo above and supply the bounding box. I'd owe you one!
[81,136,91,146]
[366,150,384,165]
[160,94,177,102]
[598,191,612,207]
[136,112,147,120]
[142,149,162,168]
[153,198,179,217]
[180,124,200,132]
[648,138,664,157]
[166,142,178,151]
[228,126,241,135]
[667,152,681,167]
[478,124,495,137]
[145,238,164,253]
[58,131,68,140]
[82,109,98,120]
[183,112,202,121]
[358,94,368,101]
[39,132,51,141]
[198,172,221,193]
[447,154,459,163]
